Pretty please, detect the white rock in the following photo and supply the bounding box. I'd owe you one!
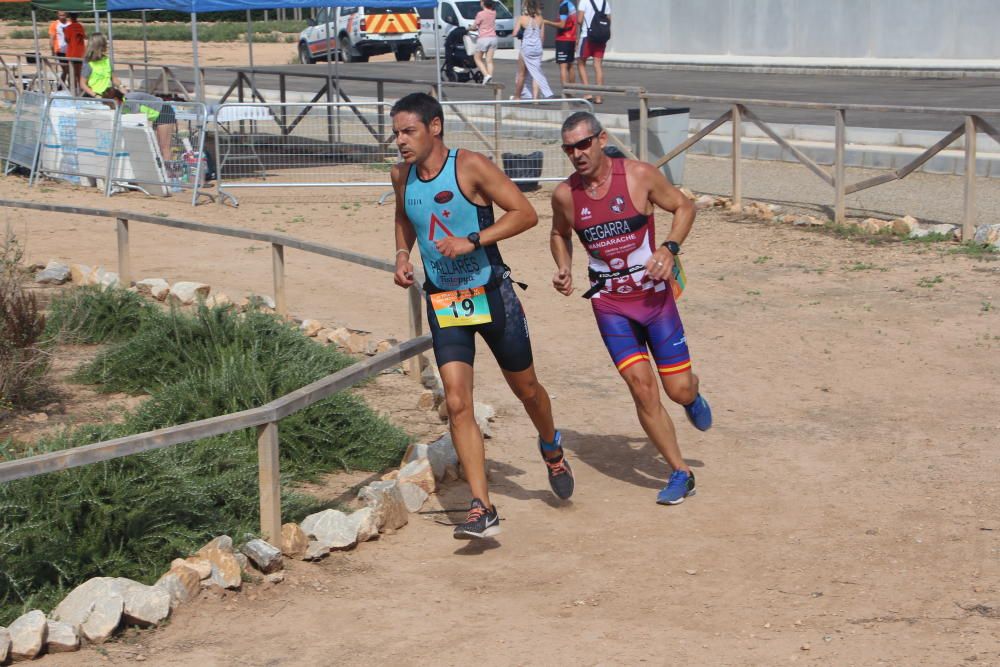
[45,620,80,653]
[891,214,919,235]
[110,579,172,627]
[427,434,460,481]
[300,319,324,337]
[248,294,276,309]
[303,540,330,561]
[265,572,285,584]
[398,481,429,512]
[197,536,242,590]
[99,271,121,289]
[8,610,47,660]
[349,506,380,543]
[69,264,92,284]
[136,278,170,301]
[974,223,1000,248]
[358,480,409,531]
[241,539,283,574]
[397,457,436,494]
[300,509,359,550]
[80,594,123,643]
[474,402,495,438]
[327,327,351,347]
[155,566,200,607]
[205,292,232,308]
[168,281,211,305]
[0,628,9,662]
[35,260,71,284]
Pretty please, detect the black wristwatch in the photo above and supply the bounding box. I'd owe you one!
[662,240,681,255]
[467,232,482,250]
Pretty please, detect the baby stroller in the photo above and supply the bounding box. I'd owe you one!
[441,27,483,83]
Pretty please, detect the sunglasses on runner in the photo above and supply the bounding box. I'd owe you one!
[561,132,601,154]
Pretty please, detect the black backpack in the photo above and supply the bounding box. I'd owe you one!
[587,0,611,44]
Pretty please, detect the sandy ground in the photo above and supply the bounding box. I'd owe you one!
[1,143,998,665]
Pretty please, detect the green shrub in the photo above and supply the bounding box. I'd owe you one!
[46,285,152,344]
[0,291,409,624]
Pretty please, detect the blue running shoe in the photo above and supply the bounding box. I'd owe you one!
[657,470,696,505]
[684,394,713,431]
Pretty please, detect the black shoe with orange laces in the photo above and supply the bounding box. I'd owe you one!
[453,498,501,539]
[539,430,574,500]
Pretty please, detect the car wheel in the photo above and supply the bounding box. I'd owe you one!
[415,44,427,60]
[298,42,314,65]
[394,47,413,62]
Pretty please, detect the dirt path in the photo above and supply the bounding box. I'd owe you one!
[3,158,999,664]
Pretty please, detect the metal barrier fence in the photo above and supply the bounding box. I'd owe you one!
[106,100,211,207]
[215,98,593,205]
[0,197,431,542]
[35,96,119,189]
[3,91,48,176]
[565,83,1000,241]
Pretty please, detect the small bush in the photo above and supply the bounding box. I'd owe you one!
[46,285,152,344]
[0,227,50,411]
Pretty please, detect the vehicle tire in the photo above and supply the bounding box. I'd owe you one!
[473,70,484,84]
[298,42,315,65]
[415,44,427,60]
[340,36,369,63]
[395,47,413,62]
[442,66,457,82]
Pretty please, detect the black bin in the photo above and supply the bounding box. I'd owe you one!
[502,151,543,192]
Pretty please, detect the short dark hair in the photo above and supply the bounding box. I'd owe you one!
[391,92,445,138]
[483,0,495,8]
[562,111,602,136]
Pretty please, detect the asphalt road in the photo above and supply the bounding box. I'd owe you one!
[187,59,1000,131]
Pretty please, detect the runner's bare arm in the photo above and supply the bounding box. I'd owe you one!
[550,183,575,296]
[436,150,539,259]
[630,161,695,281]
[390,163,417,288]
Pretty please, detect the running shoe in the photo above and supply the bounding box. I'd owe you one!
[453,498,501,539]
[656,470,696,505]
[538,431,574,500]
[482,75,492,85]
[684,394,713,431]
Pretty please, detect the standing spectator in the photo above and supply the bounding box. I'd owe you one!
[515,0,553,100]
[48,11,69,86]
[472,0,497,85]
[576,0,611,104]
[545,0,577,88]
[62,14,86,94]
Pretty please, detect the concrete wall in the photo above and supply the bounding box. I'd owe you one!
[605,0,1000,61]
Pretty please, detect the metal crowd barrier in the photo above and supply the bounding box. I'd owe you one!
[106,100,211,207]
[34,95,119,189]
[3,91,49,176]
[214,98,594,205]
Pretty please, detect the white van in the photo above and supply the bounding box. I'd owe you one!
[416,1,515,59]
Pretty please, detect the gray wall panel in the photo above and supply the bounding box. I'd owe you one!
[607,0,1000,62]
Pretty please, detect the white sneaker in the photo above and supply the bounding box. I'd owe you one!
[482,75,492,85]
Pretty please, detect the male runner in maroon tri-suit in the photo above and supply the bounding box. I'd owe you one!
[549,111,712,505]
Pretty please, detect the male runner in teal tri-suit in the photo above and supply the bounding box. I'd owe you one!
[389,93,572,540]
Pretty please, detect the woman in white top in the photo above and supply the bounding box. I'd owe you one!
[514,0,553,99]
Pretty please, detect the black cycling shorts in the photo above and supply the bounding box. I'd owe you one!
[426,280,533,373]
[555,41,576,64]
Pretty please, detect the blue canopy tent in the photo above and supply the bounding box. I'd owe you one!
[102,0,442,102]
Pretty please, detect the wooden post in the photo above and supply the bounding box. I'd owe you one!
[731,104,742,209]
[963,115,977,242]
[272,243,287,316]
[834,108,846,225]
[257,422,282,543]
[638,94,649,162]
[407,284,426,377]
[116,218,131,286]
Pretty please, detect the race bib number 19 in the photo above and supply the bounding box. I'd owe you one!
[430,287,493,328]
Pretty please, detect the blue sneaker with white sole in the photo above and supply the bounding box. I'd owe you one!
[684,394,713,431]
[656,470,696,505]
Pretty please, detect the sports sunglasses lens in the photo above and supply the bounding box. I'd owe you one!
[562,136,594,153]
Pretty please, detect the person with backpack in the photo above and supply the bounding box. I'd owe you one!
[576,0,611,104]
